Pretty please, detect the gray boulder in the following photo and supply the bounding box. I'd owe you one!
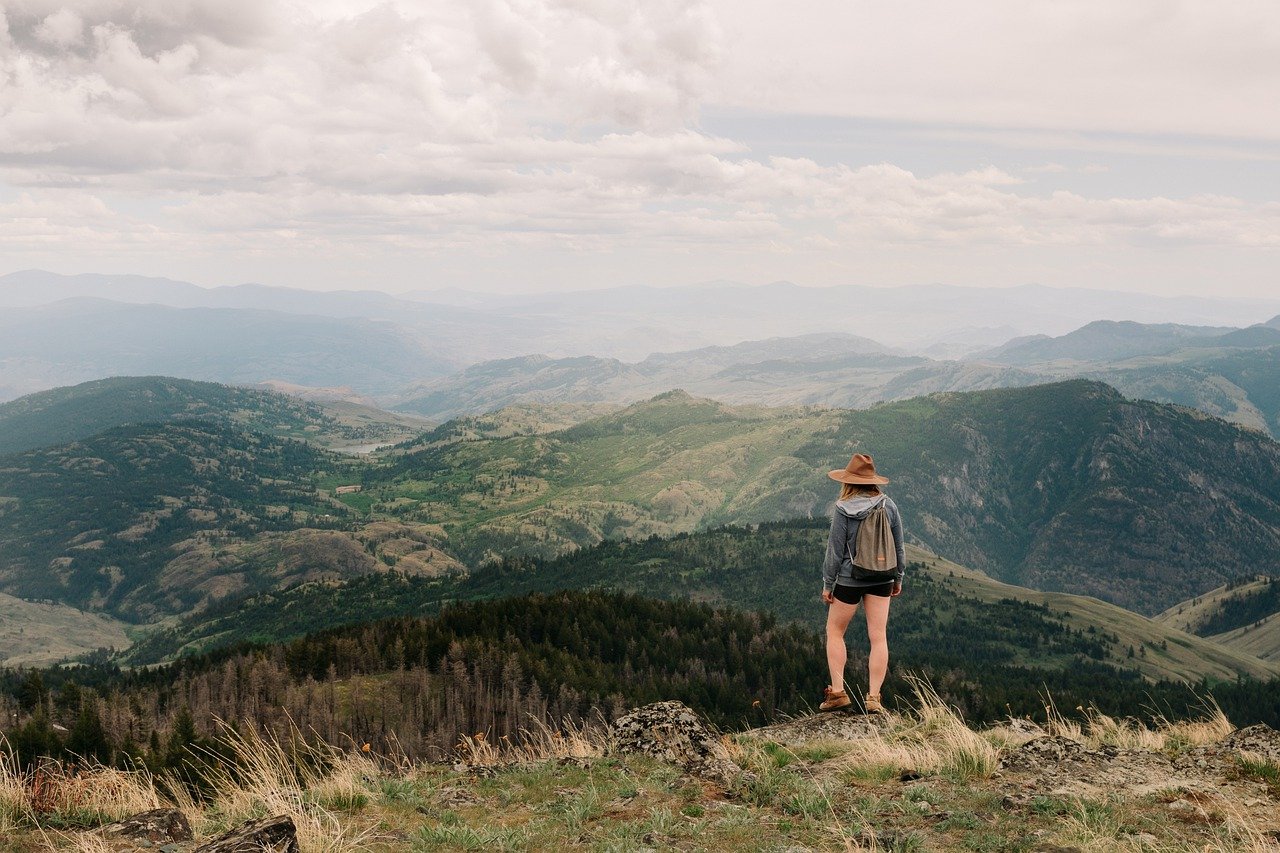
[609,700,741,785]
[101,808,194,843]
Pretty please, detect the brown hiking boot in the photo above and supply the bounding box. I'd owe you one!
[864,693,885,714]
[819,686,851,712]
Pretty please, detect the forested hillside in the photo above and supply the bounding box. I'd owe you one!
[6,588,1280,774]
[1,591,822,763]
[121,519,1278,683]
[0,422,352,618]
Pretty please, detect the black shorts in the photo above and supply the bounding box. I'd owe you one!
[832,581,894,604]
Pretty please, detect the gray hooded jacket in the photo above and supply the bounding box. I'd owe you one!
[821,495,906,591]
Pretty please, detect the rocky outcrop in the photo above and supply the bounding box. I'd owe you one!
[609,700,741,785]
[192,816,298,853]
[1175,723,1280,775]
[101,808,194,844]
[745,709,886,747]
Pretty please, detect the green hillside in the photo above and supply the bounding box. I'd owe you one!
[360,382,1280,614]
[4,380,1278,626]
[0,421,348,618]
[1156,576,1280,663]
[122,520,1279,686]
[0,376,425,455]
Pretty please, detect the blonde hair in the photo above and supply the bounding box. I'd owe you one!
[839,482,883,500]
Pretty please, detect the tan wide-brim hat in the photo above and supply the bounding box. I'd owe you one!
[827,453,890,485]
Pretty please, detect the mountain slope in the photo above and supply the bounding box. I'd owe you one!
[0,422,346,618]
[366,382,1280,614]
[0,376,426,455]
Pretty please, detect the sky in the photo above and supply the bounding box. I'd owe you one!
[1,0,1278,296]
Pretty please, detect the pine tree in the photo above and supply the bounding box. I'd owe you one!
[66,696,112,765]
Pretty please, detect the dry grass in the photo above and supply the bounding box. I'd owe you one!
[830,675,1000,783]
[0,737,161,828]
[0,740,29,836]
[1042,693,1233,753]
[186,719,383,853]
[452,716,609,768]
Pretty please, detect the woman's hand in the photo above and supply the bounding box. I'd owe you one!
[891,583,902,597]
[821,589,835,604]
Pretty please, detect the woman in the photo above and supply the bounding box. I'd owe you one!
[818,453,905,713]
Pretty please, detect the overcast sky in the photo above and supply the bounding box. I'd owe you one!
[1,0,1277,296]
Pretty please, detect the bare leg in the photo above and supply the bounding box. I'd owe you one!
[862,593,892,696]
[825,598,858,692]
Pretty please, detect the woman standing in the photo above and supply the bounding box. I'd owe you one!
[818,453,905,713]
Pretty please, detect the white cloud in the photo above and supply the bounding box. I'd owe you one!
[709,0,1280,141]
[33,8,83,48]
[0,0,1277,294]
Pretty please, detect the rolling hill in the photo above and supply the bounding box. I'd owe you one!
[0,421,464,622]
[0,376,427,455]
[1156,576,1280,663]
[3,380,1277,628]
[365,382,1280,614]
[0,592,133,667]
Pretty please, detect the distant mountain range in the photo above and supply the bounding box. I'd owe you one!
[0,297,455,400]
[391,319,1280,438]
[4,270,1280,403]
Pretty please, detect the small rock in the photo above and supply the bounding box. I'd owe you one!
[101,808,194,844]
[1166,799,1210,823]
[192,815,298,853]
[435,786,478,807]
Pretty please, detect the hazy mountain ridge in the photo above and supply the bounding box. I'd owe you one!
[387,319,1280,439]
[977,320,1236,365]
[0,376,426,455]
[0,298,456,400]
[390,346,1049,420]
